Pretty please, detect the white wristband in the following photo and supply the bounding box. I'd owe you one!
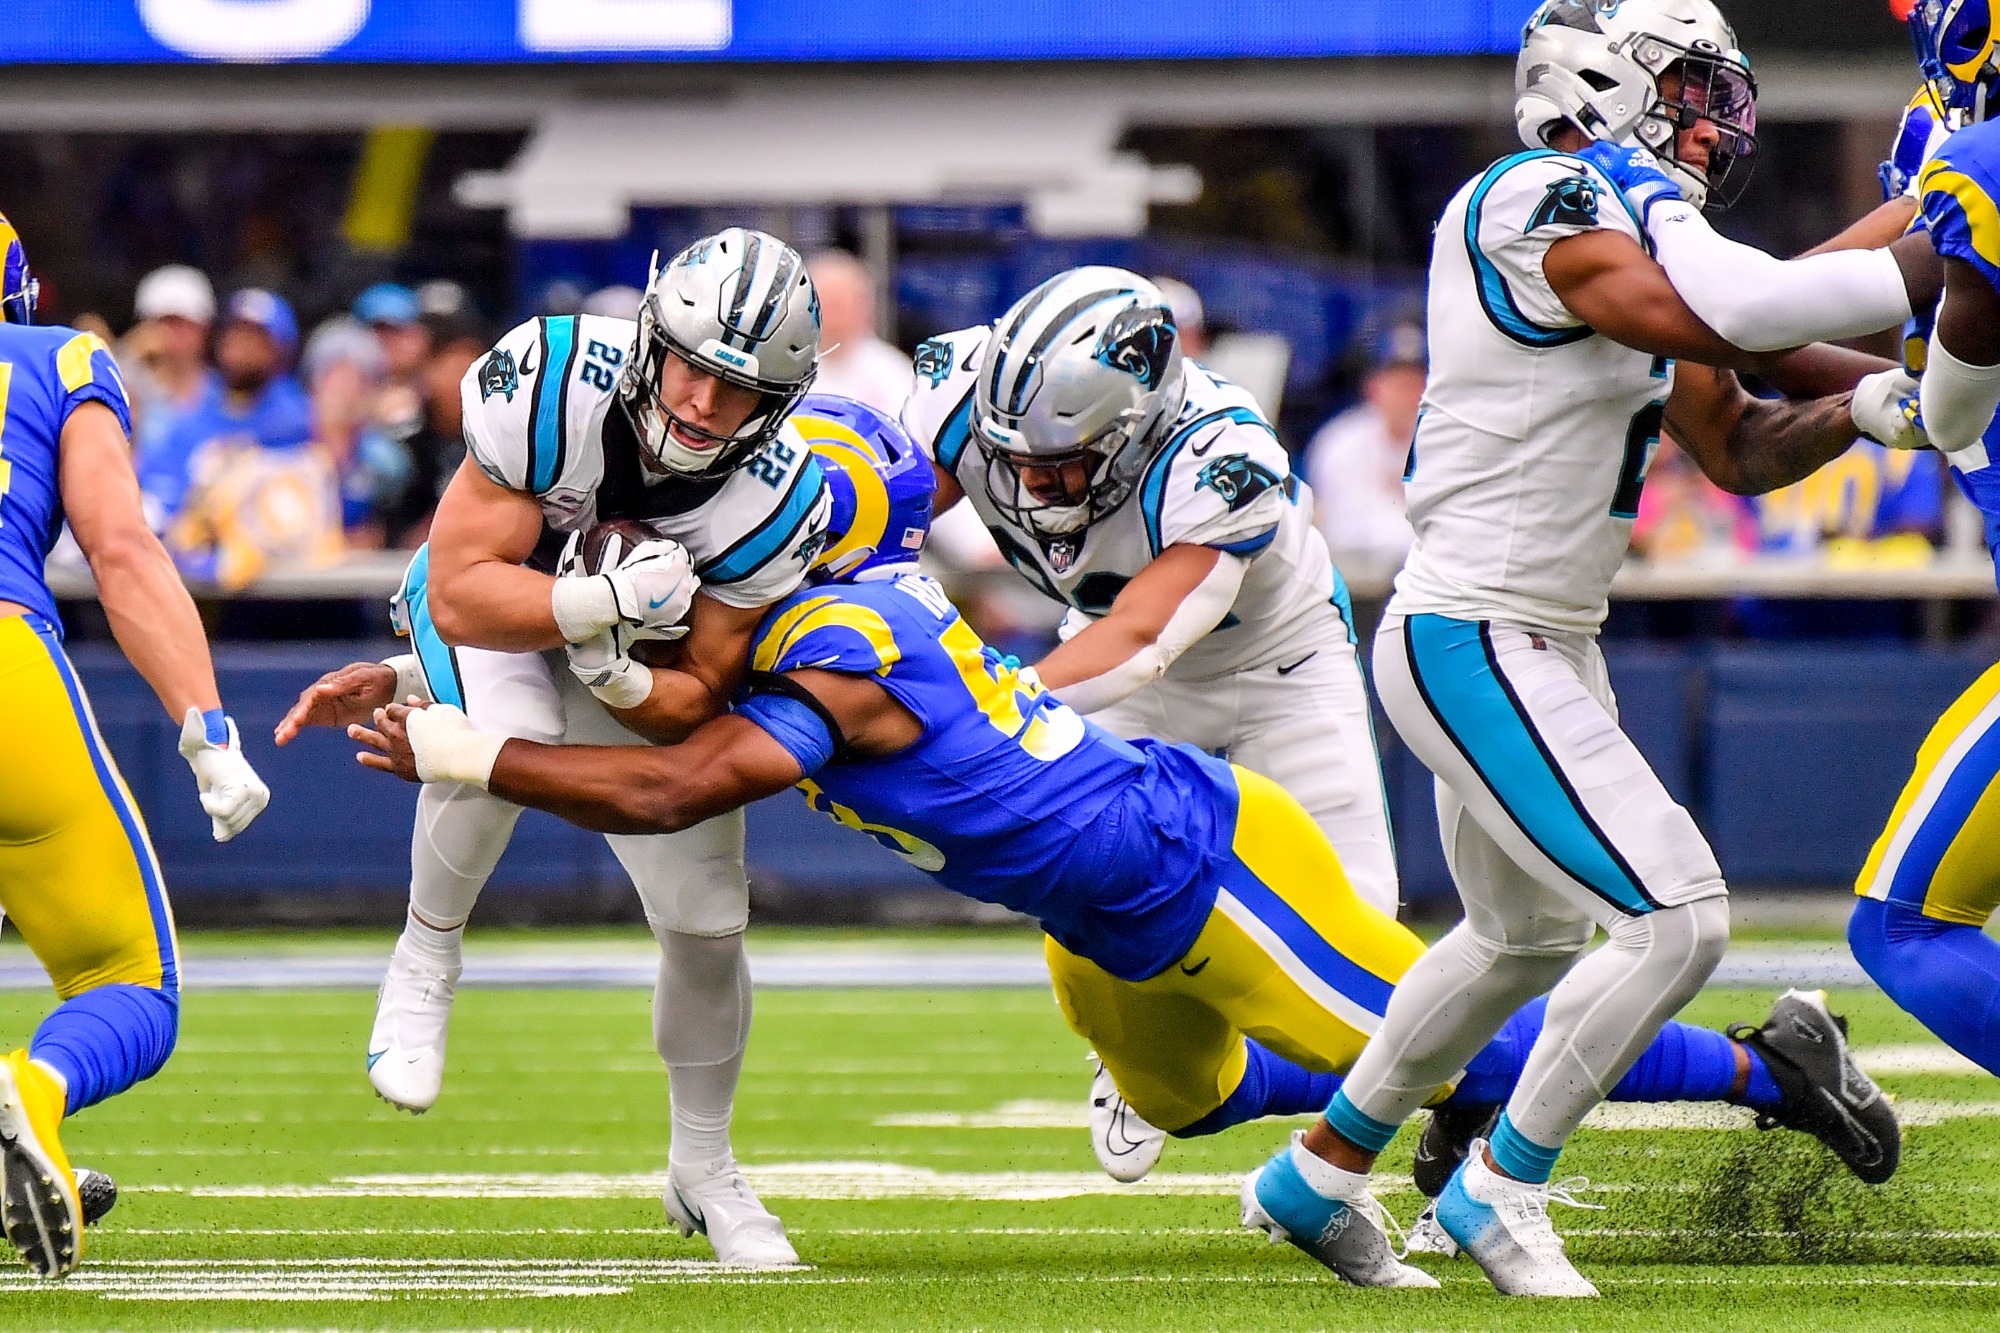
[405,705,508,790]
[380,653,429,704]
[589,657,655,710]
[551,576,620,644]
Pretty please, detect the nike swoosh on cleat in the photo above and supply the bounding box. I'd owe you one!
[1179,957,1210,977]
[366,1050,386,1070]
[1276,653,1317,676]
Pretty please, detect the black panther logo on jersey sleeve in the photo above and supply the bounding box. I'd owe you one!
[1196,456,1282,512]
[1528,175,1600,233]
[478,348,519,403]
[1093,304,1176,390]
[914,338,955,388]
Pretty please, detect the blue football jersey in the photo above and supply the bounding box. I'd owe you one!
[1916,119,2000,574]
[0,324,131,628]
[745,573,1237,981]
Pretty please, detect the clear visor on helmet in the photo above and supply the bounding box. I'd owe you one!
[1653,53,1758,208]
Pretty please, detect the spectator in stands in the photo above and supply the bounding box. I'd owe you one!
[355,282,429,441]
[121,264,218,465]
[139,288,311,530]
[1151,277,1210,359]
[806,250,911,414]
[389,319,488,547]
[1304,322,1425,573]
[301,317,413,550]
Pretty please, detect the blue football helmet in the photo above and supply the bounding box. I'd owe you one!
[1912,0,2000,119]
[792,393,936,584]
[0,213,38,325]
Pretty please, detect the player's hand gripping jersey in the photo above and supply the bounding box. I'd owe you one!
[903,330,1350,674]
[745,572,1249,981]
[0,326,127,627]
[1393,150,1670,634]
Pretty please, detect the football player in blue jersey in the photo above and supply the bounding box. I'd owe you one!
[0,215,268,1276]
[1844,0,2000,1080]
[343,397,1896,1283]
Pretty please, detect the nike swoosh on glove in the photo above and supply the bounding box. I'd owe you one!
[550,536,699,643]
[1851,369,1931,451]
[178,708,271,842]
[1574,139,1684,228]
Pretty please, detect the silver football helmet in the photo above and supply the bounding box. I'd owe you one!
[618,227,820,477]
[972,267,1187,539]
[1516,0,1757,209]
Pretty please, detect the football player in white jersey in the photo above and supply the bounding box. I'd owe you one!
[901,267,1392,1182]
[1241,0,1942,1299]
[276,228,828,1267]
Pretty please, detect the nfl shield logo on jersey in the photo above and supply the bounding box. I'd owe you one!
[1045,535,1081,573]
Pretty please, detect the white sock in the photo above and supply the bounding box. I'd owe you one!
[400,909,464,972]
[655,932,751,1174]
[1290,1135,1370,1200]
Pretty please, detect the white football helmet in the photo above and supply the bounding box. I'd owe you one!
[619,227,820,477]
[1515,0,1757,209]
[972,267,1186,539]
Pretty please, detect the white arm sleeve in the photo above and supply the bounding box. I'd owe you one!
[1647,199,1913,351]
[1048,553,1248,716]
[1921,334,2000,460]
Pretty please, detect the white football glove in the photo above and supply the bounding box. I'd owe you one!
[1851,369,1930,451]
[402,703,508,789]
[565,629,655,710]
[550,534,699,643]
[178,708,271,843]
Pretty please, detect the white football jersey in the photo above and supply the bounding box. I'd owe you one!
[904,327,1346,678]
[460,314,831,609]
[1390,150,1673,634]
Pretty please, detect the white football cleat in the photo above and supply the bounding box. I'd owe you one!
[1088,1056,1165,1183]
[366,941,460,1114]
[1240,1133,1439,1289]
[663,1159,800,1268]
[1435,1142,1598,1298]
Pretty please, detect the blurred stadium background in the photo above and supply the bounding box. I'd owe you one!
[6,0,1973,928]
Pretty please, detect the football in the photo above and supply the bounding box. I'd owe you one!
[573,517,674,577]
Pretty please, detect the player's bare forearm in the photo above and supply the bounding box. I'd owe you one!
[605,593,762,744]
[1032,544,1229,695]
[1754,343,1898,399]
[488,717,799,834]
[58,401,220,720]
[1666,364,1858,497]
[425,461,563,650]
[1798,198,1918,258]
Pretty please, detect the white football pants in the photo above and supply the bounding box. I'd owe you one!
[1335,612,1728,1154]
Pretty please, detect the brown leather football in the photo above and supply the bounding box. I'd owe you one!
[574,518,672,576]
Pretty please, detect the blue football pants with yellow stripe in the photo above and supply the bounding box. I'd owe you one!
[1851,659,2000,1074]
[0,616,179,1115]
[1046,766,1771,1135]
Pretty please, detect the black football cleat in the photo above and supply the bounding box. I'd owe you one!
[1412,1102,1499,1199]
[1729,988,1901,1185]
[73,1168,116,1227]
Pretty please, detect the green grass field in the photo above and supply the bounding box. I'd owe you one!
[0,934,1996,1331]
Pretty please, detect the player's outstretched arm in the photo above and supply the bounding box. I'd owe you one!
[1663,363,1867,497]
[1543,230,1769,369]
[1033,544,1245,715]
[60,400,269,840]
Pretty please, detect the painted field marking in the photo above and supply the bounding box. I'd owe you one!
[0,1257,803,1302]
[1858,1044,1990,1077]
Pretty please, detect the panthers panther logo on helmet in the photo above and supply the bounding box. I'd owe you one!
[1093,304,1177,391]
